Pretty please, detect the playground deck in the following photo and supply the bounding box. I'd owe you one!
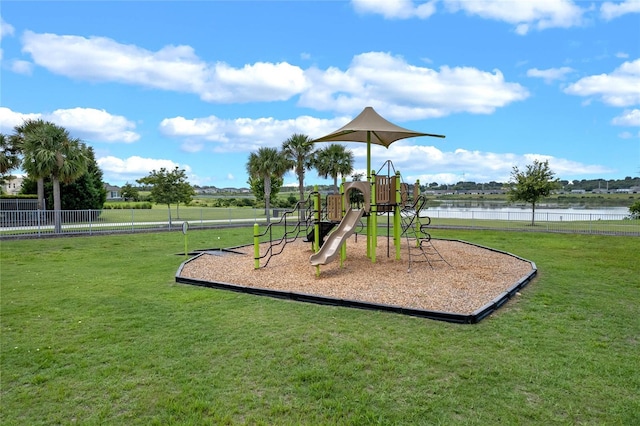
[177,236,535,317]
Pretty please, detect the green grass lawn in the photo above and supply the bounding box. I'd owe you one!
[1,228,639,424]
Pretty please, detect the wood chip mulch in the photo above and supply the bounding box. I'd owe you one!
[177,236,535,315]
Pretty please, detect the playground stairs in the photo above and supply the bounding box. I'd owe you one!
[400,196,452,272]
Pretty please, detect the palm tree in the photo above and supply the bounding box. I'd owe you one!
[314,144,354,194]
[246,147,291,224]
[281,133,315,220]
[22,122,88,232]
[10,119,48,209]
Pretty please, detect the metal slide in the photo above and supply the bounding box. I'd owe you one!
[309,208,365,266]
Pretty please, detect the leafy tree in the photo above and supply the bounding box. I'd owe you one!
[248,175,283,204]
[120,183,140,201]
[137,167,194,221]
[0,133,21,184]
[629,201,640,219]
[21,121,89,232]
[281,133,316,204]
[246,147,291,223]
[54,145,106,211]
[314,144,354,194]
[508,160,559,226]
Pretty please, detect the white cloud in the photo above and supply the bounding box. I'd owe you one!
[351,0,588,30]
[564,59,640,107]
[617,131,638,139]
[601,0,640,20]
[443,0,586,34]
[301,52,529,120]
[9,60,33,75]
[48,108,140,143]
[227,173,235,180]
[97,155,187,182]
[358,144,611,184]
[352,0,437,19]
[96,155,206,185]
[0,17,14,38]
[22,31,208,92]
[202,61,308,103]
[19,31,527,119]
[527,66,574,83]
[0,107,140,143]
[0,16,15,60]
[159,114,351,152]
[612,109,640,126]
[21,31,307,104]
[0,107,41,133]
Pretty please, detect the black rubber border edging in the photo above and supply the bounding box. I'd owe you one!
[175,239,537,324]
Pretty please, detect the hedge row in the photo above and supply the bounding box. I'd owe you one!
[103,202,153,210]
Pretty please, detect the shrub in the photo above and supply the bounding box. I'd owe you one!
[232,198,255,207]
[629,200,640,219]
[103,202,152,210]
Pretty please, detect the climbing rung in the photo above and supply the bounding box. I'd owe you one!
[419,233,432,244]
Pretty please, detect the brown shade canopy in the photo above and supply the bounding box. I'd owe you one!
[312,106,445,147]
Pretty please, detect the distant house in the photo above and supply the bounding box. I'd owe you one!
[195,186,220,195]
[104,184,122,200]
[1,176,24,195]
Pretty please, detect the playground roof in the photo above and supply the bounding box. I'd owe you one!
[312,106,445,148]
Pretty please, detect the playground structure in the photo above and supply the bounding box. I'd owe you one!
[253,106,450,274]
[177,107,538,322]
[253,161,450,275]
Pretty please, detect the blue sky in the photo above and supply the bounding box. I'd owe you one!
[1,0,639,188]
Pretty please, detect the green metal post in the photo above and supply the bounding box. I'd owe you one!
[394,171,401,260]
[340,178,346,267]
[371,170,377,263]
[253,223,260,269]
[313,186,320,253]
[415,179,421,247]
[366,131,372,259]
[314,186,321,276]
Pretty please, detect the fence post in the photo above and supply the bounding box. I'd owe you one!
[37,209,42,237]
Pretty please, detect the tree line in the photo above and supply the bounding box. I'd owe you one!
[0,121,197,229]
[5,122,629,229]
[243,139,567,227]
[1,120,106,232]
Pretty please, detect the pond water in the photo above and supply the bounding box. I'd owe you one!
[421,202,629,221]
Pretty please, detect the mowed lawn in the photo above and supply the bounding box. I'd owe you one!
[1,228,638,425]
